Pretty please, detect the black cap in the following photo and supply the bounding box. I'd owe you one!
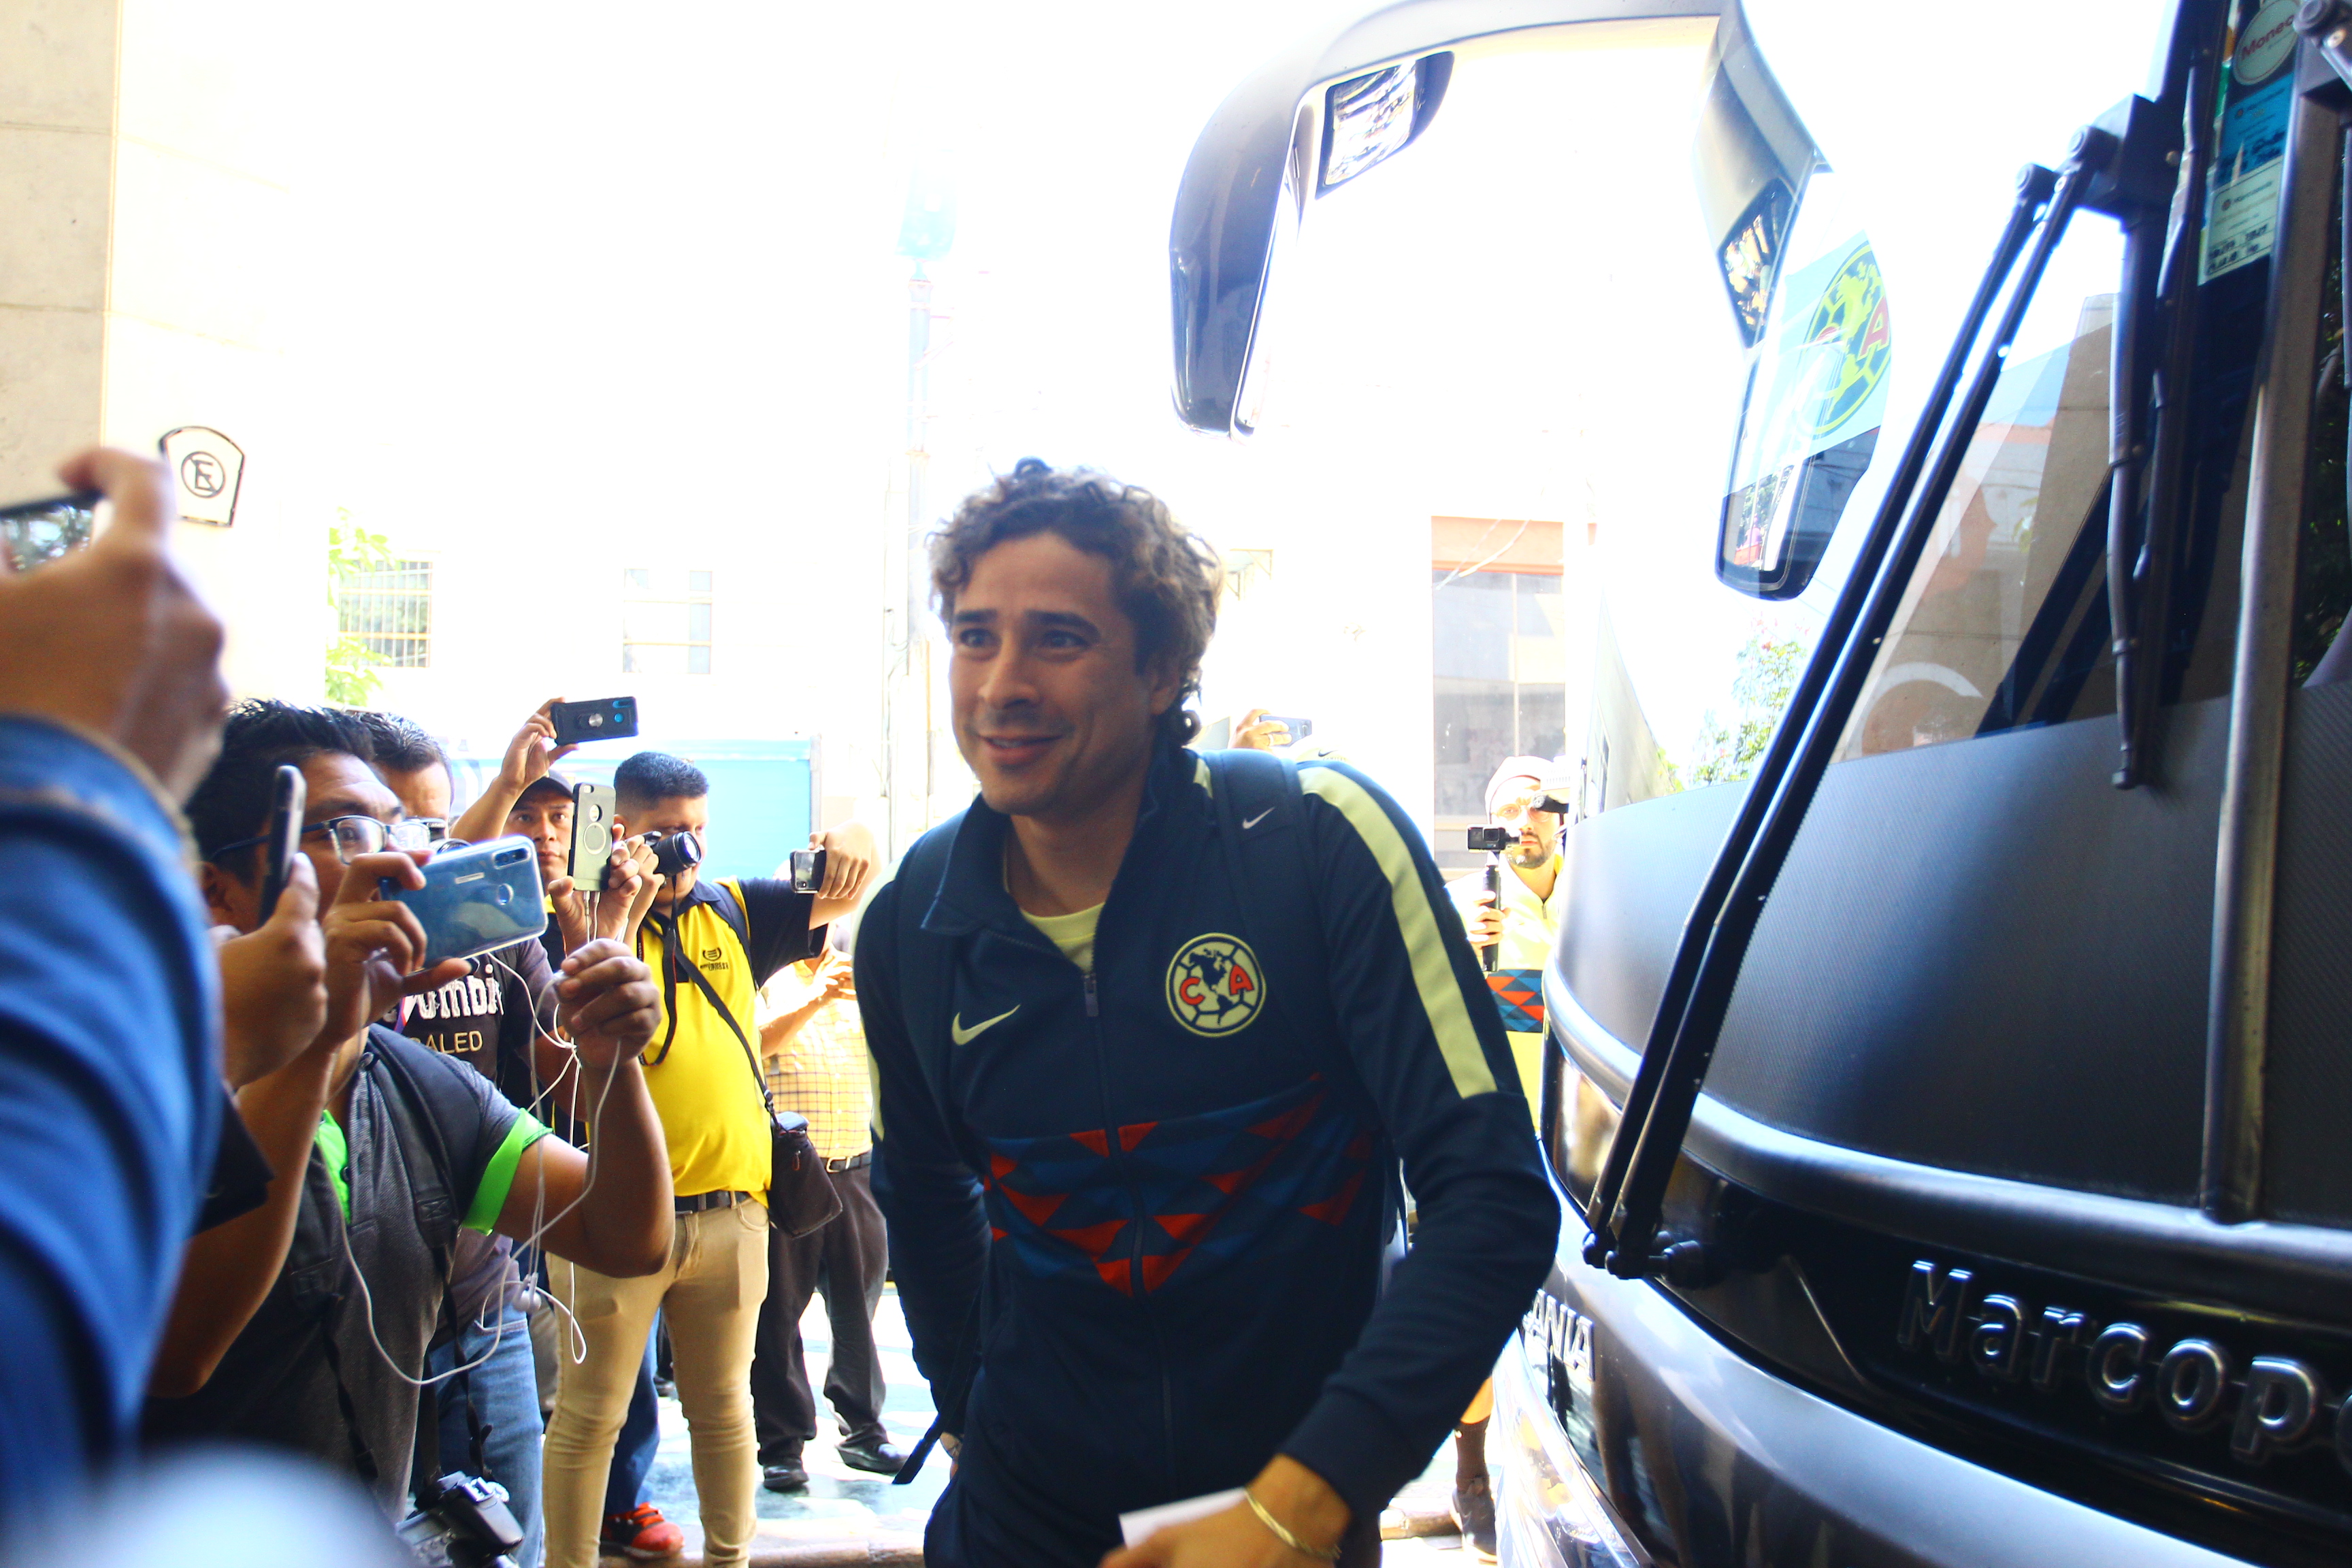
[517,771,573,806]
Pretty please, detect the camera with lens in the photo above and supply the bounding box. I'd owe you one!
[645,828,704,879]
[395,1471,523,1568]
[1466,826,1514,853]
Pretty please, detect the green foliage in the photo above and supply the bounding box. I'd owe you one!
[325,511,390,707]
[1686,627,1807,787]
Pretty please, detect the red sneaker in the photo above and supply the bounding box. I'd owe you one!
[601,1504,685,1561]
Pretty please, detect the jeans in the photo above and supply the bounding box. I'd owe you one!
[604,1324,662,1516]
[425,1305,544,1568]
[542,1203,770,1568]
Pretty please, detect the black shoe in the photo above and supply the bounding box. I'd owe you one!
[1452,1475,1497,1562]
[762,1458,808,1492]
[653,1376,678,1401]
[835,1437,907,1476]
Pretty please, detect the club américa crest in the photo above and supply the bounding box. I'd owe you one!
[1166,933,1265,1037]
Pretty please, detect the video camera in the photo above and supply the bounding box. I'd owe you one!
[1466,826,1514,853]
[395,1472,523,1568]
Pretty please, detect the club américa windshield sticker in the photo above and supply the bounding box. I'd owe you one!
[1803,243,1893,439]
[1166,934,1266,1036]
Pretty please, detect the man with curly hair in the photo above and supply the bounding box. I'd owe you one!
[860,460,1556,1567]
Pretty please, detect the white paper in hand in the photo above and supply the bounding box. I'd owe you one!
[1117,1488,1247,1547]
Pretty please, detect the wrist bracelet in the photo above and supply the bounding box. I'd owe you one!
[1243,1489,1342,1562]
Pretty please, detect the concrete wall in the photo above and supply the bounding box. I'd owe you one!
[1,0,314,700]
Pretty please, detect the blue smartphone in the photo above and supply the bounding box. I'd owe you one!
[383,836,546,969]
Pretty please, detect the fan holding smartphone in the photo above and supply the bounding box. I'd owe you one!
[444,696,643,856]
[157,700,679,1520]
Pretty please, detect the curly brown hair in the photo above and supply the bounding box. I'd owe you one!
[930,459,1223,746]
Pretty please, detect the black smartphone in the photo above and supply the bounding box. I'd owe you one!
[0,490,101,574]
[257,765,307,922]
[791,847,826,894]
[549,697,639,747]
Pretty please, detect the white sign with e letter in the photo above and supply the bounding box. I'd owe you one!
[159,427,244,527]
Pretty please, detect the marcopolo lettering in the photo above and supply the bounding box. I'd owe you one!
[1521,1290,1594,1390]
[1896,1259,2346,1471]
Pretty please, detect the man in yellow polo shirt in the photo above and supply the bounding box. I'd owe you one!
[541,751,877,1568]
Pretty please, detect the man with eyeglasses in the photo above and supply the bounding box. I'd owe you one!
[145,701,676,1518]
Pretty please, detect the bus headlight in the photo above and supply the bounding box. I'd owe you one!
[1493,1330,1645,1567]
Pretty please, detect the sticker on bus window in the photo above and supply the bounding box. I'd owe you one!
[2202,0,2297,282]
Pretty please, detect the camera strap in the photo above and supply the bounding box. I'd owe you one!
[672,936,778,1120]
[642,887,773,1118]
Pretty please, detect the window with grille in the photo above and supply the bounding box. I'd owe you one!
[622,568,713,674]
[335,559,432,668]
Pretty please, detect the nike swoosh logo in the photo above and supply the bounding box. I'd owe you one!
[1241,808,1275,831]
[951,1006,1019,1046]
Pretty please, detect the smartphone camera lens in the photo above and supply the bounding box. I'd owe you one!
[587,713,603,729]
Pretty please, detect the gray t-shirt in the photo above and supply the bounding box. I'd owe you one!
[143,1028,532,1509]
[399,938,558,1323]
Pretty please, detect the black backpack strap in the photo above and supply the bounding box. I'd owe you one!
[1206,749,1406,1261]
[887,820,985,1486]
[706,878,753,958]
[890,825,967,1156]
[1205,750,1352,1090]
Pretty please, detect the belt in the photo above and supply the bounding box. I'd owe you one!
[825,1151,873,1173]
[674,1190,754,1213]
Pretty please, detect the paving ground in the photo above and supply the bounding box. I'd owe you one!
[612,1287,1473,1565]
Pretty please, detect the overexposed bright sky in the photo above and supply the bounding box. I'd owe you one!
[282,0,2180,768]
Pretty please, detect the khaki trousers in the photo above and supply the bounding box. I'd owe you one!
[542,1201,770,1568]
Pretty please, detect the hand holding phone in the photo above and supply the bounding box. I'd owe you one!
[497,698,578,794]
[318,849,466,1040]
[0,450,227,799]
[216,854,327,1087]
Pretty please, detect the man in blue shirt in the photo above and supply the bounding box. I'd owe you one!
[0,448,233,1492]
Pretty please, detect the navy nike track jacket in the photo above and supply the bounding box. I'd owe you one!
[861,742,1558,1567]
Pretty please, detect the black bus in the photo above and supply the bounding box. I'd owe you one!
[1169,0,2352,1561]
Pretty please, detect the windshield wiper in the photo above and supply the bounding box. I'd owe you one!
[1581,158,2063,1279]
[2107,48,2213,788]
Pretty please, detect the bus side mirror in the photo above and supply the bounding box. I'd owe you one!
[1169,41,1452,438]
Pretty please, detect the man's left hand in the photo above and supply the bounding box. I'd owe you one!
[557,939,660,1071]
[1100,1457,1350,1568]
[811,820,878,902]
[1099,1506,1315,1568]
